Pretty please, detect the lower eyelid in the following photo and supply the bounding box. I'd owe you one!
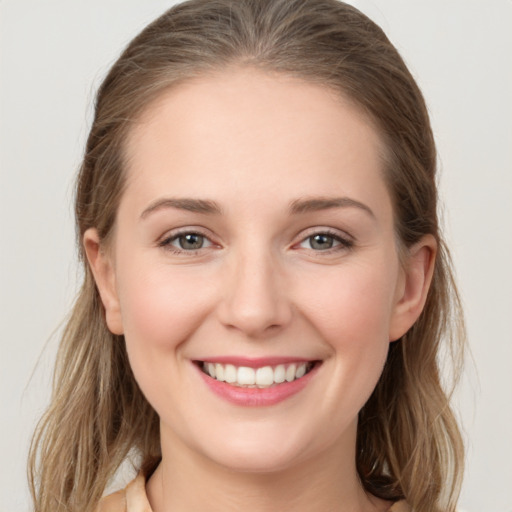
[174,235,212,250]
[158,231,213,249]
[297,231,353,249]
[157,229,353,253]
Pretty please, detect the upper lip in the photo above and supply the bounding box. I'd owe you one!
[195,356,318,368]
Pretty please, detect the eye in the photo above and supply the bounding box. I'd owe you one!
[175,233,209,250]
[159,231,213,253]
[298,231,353,252]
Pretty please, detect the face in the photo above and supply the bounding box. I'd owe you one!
[86,68,433,474]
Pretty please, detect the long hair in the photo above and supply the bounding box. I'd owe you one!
[29,1,465,511]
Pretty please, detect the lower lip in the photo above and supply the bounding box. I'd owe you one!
[195,363,320,407]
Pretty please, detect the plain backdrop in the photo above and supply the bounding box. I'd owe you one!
[1,1,511,511]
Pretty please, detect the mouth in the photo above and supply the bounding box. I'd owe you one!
[195,360,320,389]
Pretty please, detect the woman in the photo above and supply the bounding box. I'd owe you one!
[28,1,465,511]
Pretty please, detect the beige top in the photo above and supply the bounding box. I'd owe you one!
[96,473,410,512]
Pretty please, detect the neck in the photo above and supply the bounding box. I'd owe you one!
[146,421,389,512]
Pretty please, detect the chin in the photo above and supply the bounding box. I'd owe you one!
[190,420,330,475]
[205,443,306,475]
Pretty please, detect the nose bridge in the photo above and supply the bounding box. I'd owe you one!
[218,241,291,337]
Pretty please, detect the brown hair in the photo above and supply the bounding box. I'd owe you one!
[29,1,465,511]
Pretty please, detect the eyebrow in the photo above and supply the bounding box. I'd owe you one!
[140,198,222,219]
[289,196,375,218]
[140,195,375,220]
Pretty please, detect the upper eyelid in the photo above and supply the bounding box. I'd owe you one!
[158,229,216,254]
[293,226,354,243]
[290,227,355,255]
[159,226,214,243]
[157,226,354,248]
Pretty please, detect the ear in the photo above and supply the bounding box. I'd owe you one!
[83,228,124,335]
[389,234,437,342]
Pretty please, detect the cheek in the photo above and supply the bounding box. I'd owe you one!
[116,260,216,358]
[114,260,221,418]
[294,260,398,403]
[296,260,397,345]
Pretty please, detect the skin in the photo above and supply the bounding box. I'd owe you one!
[85,68,436,512]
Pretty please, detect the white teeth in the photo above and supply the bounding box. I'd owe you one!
[255,366,274,387]
[215,363,225,382]
[274,364,286,383]
[285,364,296,382]
[224,364,237,383]
[296,363,306,379]
[237,367,255,385]
[201,361,314,387]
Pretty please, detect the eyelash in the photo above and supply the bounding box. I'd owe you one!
[158,229,213,255]
[297,229,354,253]
[158,228,354,255]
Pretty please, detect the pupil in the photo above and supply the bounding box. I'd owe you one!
[311,234,333,250]
[179,233,203,250]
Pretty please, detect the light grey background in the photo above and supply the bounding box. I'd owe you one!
[1,1,511,511]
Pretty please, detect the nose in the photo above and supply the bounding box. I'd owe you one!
[216,249,293,338]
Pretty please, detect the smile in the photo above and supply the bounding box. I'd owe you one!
[199,361,317,388]
[194,358,321,407]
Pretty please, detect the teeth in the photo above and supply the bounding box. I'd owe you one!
[237,367,255,385]
[224,364,237,383]
[215,363,225,382]
[296,363,306,379]
[256,366,274,387]
[285,364,296,382]
[201,361,314,387]
[274,364,286,383]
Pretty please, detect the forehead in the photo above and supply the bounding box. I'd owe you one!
[122,67,391,218]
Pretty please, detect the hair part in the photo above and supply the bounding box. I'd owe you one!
[29,1,465,511]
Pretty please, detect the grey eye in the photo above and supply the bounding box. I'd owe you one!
[176,233,207,250]
[307,234,336,250]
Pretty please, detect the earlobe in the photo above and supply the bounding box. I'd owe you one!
[389,234,437,342]
[83,228,124,335]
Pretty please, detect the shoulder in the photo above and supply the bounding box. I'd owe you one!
[95,472,151,512]
[388,500,411,512]
[95,489,127,512]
